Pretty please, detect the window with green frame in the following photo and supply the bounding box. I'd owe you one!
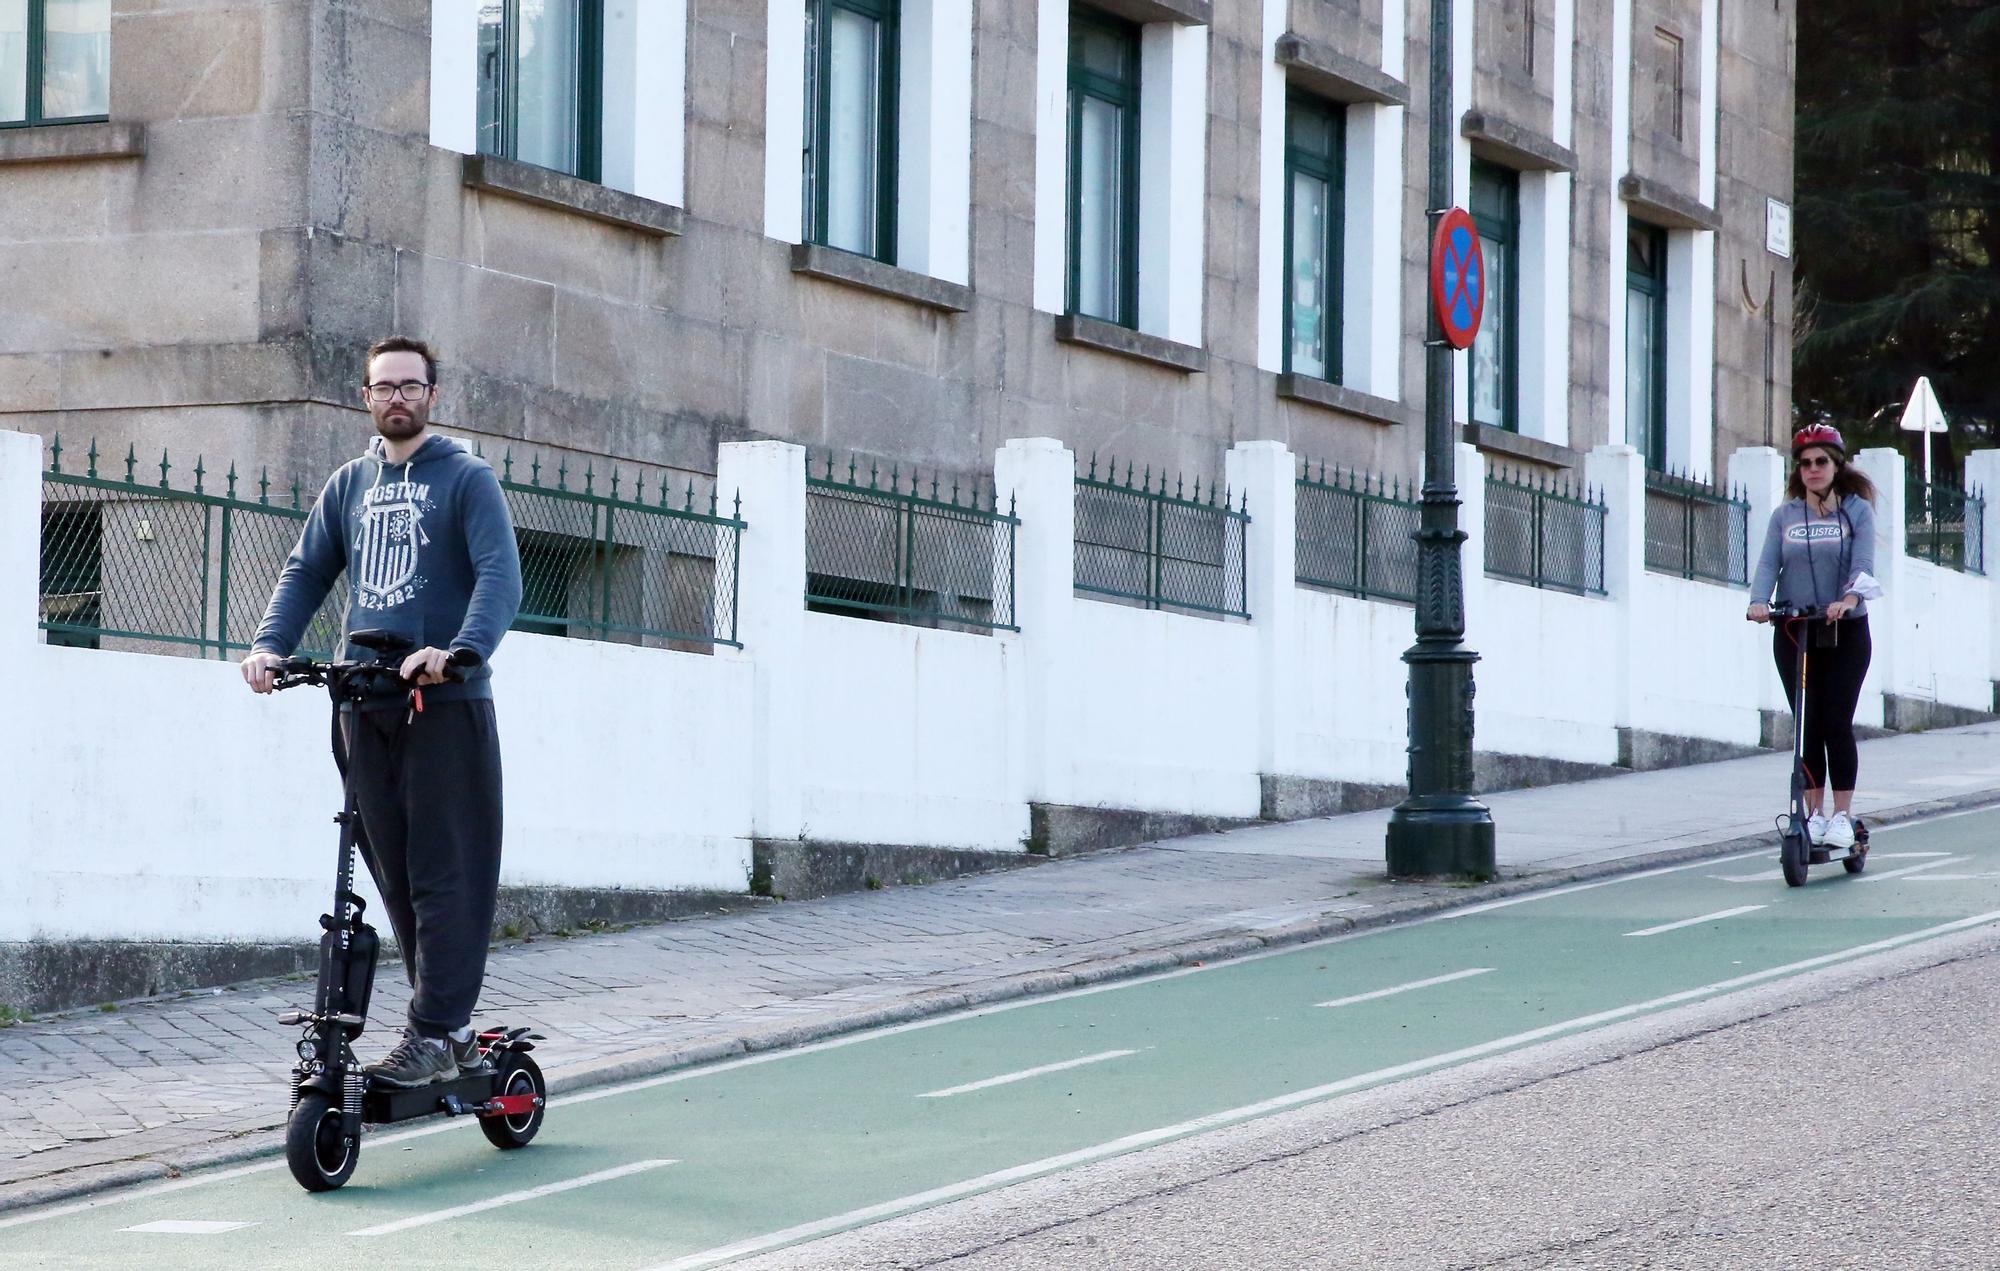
[1284,93,1345,382]
[1469,161,1520,432]
[804,0,898,262]
[1066,7,1140,328]
[1,0,110,127]
[477,0,604,182]
[1625,222,1669,471]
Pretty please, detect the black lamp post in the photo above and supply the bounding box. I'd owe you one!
[1385,0,1496,878]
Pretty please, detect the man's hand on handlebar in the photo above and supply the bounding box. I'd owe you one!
[1746,603,1771,624]
[241,650,285,694]
[399,646,457,687]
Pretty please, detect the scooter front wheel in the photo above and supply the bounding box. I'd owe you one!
[1780,830,1810,887]
[286,1091,359,1191]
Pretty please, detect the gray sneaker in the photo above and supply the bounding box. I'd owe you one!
[450,1031,491,1075]
[365,1027,458,1088]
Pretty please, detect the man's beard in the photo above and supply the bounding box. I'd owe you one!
[375,410,425,441]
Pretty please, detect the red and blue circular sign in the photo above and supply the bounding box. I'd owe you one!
[1431,207,1485,350]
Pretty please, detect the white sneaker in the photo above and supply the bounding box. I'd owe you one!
[1824,813,1856,850]
[1806,813,1829,845]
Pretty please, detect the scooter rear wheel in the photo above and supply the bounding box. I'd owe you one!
[286,1091,359,1191]
[1780,831,1810,887]
[480,1053,545,1150]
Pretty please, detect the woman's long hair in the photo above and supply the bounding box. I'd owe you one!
[1786,449,1878,504]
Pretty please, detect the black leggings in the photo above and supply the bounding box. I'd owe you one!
[1772,615,1871,792]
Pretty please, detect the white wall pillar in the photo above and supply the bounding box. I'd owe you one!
[1031,0,1071,314]
[1964,450,2000,688]
[1519,172,1572,446]
[764,0,808,244]
[1728,445,1789,717]
[1227,440,1299,779]
[897,0,973,284]
[995,438,1077,808]
[1664,230,1717,478]
[603,0,688,206]
[1584,444,1646,727]
[0,430,41,937]
[428,0,479,155]
[1344,102,1407,400]
[717,441,807,841]
[1854,447,1906,727]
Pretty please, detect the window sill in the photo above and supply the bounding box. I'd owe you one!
[1084,0,1210,25]
[1618,175,1721,232]
[1274,35,1410,107]
[461,153,685,237]
[789,243,973,313]
[1054,314,1208,374]
[1463,422,1581,470]
[0,121,144,166]
[1276,375,1416,426]
[1460,110,1576,174]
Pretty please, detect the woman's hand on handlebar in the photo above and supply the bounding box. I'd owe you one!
[1746,602,1771,625]
[241,650,284,693]
[1825,595,1859,622]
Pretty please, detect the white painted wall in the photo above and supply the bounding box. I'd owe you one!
[6,426,1994,945]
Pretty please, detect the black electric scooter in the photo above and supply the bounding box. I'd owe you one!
[271,629,547,1192]
[1771,604,1869,887]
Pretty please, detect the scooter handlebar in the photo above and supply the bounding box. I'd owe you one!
[1766,604,1827,622]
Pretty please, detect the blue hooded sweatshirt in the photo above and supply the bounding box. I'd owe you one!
[253,433,523,708]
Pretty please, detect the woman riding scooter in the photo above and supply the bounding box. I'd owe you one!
[1746,424,1881,852]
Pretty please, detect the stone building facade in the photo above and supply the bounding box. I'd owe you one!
[0,0,1794,495]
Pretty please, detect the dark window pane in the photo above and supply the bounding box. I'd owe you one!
[1286,99,1336,160]
[1073,21,1132,82]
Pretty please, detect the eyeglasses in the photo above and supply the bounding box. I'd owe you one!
[363,381,432,403]
[1797,456,1835,470]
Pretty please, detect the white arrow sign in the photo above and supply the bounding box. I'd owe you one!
[1900,376,1948,490]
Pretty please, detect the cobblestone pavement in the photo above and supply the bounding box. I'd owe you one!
[4,725,1997,1208]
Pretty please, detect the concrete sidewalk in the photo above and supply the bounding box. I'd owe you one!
[4,724,1999,1212]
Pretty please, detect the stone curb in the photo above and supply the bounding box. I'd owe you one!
[5,787,1997,1217]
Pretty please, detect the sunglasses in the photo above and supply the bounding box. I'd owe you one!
[1797,456,1836,470]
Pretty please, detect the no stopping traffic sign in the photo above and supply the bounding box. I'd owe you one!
[1431,207,1485,350]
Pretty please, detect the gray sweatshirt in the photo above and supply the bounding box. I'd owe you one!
[253,434,523,707]
[1749,494,1877,616]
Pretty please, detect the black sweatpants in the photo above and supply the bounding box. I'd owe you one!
[334,698,504,1039]
[1772,615,1871,792]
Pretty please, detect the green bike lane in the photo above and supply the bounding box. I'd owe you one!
[7,807,1999,1269]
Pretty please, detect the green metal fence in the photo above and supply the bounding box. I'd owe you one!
[1074,457,1250,619]
[1484,465,1607,596]
[805,455,1019,631]
[1644,468,1749,586]
[1295,460,1419,603]
[1906,478,1985,575]
[37,437,744,656]
[494,449,745,648]
[37,438,343,658]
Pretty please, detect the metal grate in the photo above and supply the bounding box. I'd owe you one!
[1074,457,1249,619]
[1484,465,1607,596]
[497,449,744,649]
[1906,478,1986,576]
[37,438,342,658]
[805,455,1018,632]
[1295,460,1419,603]
[1644,469,1750,587]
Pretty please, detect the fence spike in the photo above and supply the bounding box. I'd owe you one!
[290,474,302,510]
[583,463,594,495]
[930,472,940,501]
[530,455,542,487]
[732,489,742,518]
[85,439,99,478]
[226,462,237,498]
[611,467,622,500]
[710,484,720,515]
[259,467,271,505]
[890,463,899,492]
[158,449,172,489]
[125,444,137,483]
[193,456,207,495]
[685,478,696,511]
[1008,491,1017,518]
[1142,464,1151,492]
[1177,474,1186,500]
[560,458,573,491]
[868,459,880,489]
[950,476,961,505]
[47,434,61,473]
[472,439,483,459]
[502,448,514,482]
[1087,453,1099,480]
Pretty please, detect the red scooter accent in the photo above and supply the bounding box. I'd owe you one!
[479,1093,545,1118]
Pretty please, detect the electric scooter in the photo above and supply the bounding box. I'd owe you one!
[271,629,547,1192]
[1770,604,1869,887]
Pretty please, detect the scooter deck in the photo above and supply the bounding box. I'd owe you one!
[363,1067,500,1124]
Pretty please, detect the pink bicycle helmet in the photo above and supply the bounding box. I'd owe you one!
[1791,424,1845,458]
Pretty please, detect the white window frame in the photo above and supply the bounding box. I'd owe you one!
[428,0,687,208]
[1034,1,1207,347]
[766,0,971,284]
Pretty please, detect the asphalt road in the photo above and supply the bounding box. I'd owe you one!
[5,807,1997,1269]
